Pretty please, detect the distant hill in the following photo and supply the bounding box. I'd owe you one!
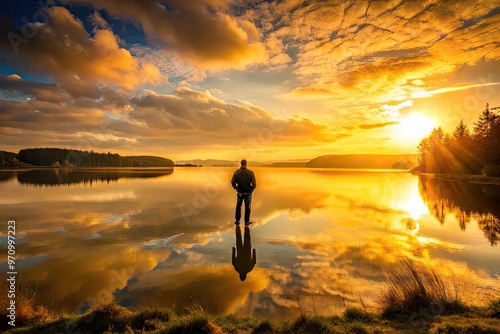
[269,161,307,167]
[306,154,418,169]
[177,155,418,169]
[176,159,268,167]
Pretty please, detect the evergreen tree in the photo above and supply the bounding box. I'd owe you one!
[453,120,470,141]
[473,103,497,141]
[473,103,500,166]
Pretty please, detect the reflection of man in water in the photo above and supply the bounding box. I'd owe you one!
[232,226,256,281]
[231,159,256,225]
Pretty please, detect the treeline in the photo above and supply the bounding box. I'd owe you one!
[0,150,18,167]
[17,148,174,167]
[418,104,500,175]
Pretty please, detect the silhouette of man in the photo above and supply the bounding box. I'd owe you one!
[231,159,256,225]
[232,226,256,281]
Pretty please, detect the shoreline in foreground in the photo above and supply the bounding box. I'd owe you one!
[3,301,500,334]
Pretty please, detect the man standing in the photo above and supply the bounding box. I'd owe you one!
[231,159,256,225]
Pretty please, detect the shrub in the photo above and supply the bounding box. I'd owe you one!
[76,303,131,333]
[252,320,274,334]
[343,308,374,323]
[131,308,172,330]
[487,299,500,319]
[288,315,333,334]
[482,164,500,177]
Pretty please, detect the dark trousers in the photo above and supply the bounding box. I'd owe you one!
[235,193,252,223]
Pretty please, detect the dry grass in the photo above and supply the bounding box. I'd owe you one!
[380,259,466,318]
[0,279,50,330]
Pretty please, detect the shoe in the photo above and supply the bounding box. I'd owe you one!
[244,221,253,226]
[234,221,240,225]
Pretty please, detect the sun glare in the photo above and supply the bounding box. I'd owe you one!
[397,194,429,221]
[396,113,436,140]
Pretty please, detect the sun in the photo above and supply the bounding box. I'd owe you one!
[396,113,436,140]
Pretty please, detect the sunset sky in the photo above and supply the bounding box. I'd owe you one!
[0,0,499,161]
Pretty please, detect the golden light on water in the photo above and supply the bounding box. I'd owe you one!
[1,165,499,316]
[397,193,430,220]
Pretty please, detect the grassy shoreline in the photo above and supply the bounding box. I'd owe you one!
[415,172,500,185]
[3,301,500,334]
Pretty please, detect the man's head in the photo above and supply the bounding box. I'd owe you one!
[240,159,247,167]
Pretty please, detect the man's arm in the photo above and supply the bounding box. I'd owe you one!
[231,171,237,190]
[251,171,256,190]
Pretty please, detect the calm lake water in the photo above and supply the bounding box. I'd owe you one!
[1,167,499,318]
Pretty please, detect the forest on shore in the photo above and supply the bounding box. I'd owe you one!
[0,148,174,168]
[418,103,500,176]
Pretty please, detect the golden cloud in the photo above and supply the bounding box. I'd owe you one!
[285,86,334,99]
[358,121,400,130]
[242,0,500,107]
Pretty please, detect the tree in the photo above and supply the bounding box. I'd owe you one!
[449,120,478,173]
[453,120,470,141]
[473,103,500,166]
[473,103,497,141]
[418,127,450,172]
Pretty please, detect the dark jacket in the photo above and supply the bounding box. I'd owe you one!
[231,167,256,193]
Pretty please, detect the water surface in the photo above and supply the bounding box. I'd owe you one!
[0,167,499,318]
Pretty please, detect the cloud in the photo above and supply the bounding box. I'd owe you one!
[359,121,400,130]
[411,82,500,98]
[0,82,340,155]
[130,45,208,82]
[242,0,500,105]
[75,0,268,70]
[0,75,71,103]
[284,86,334,99]
[0,7,162,95]
[128,88,336,145]
[1,0,498,158]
